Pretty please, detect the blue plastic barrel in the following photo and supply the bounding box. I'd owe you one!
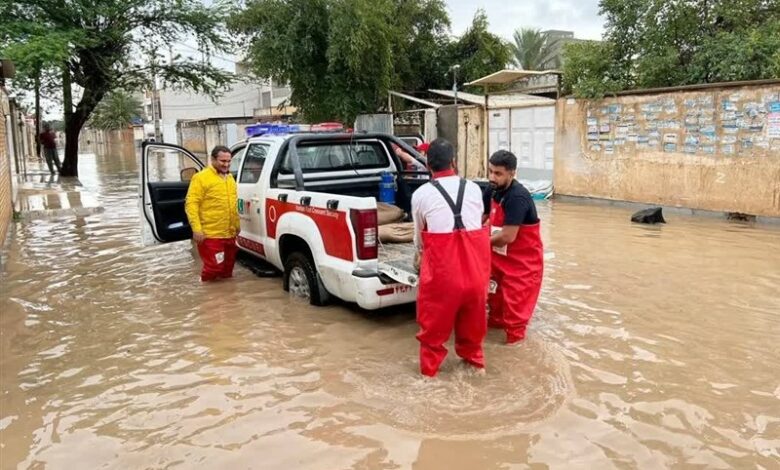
[379,171,396,204]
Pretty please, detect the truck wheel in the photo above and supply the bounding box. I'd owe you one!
[283,252,331,306]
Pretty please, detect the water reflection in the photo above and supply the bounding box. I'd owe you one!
[1,150,779,468]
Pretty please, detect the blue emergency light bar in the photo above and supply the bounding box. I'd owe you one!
[245,122,345,138]
[245,123,299,137]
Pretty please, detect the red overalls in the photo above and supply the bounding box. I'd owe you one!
[197,238,238,282]
[416,174,491,376]
[488,198,544,343]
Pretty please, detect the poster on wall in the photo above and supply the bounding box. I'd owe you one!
[767,110,780,139]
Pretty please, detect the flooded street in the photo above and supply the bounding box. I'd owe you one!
[1,152,779,469]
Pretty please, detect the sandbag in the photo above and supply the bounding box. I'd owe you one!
[377,202,405,225]
[379,222,414,243]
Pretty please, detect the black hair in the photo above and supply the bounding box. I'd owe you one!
[426,138,455,172]
[211,145,231,159]
[489,149,517,171]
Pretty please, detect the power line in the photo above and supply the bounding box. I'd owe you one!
[172,42,238,64]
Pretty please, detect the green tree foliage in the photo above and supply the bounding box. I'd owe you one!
[388,0,452,93]
[449,10,513,90]
[232,2,511,122]
[563,0,780,98]
[89,91,144,130]
[562,41,629,98]
[510,28,561,70]
[1,0,235,176]
[232,0,455,122]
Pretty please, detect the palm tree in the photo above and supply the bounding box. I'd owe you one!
[511,28,561,70]
[89,91,144,130]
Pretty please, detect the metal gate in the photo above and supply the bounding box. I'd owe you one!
[488,105,555,179]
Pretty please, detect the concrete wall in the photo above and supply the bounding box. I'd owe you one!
[79,128,136,160]
[457,105,486,179]
[0,88,12,246]
[436,105,486,180]
[158,78,291,146]
[355,114,393,134]
[180,125,207,157]
[554,82,780,217]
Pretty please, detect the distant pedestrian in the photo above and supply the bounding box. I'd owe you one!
[39,123,62,174]
[185,145,241,282]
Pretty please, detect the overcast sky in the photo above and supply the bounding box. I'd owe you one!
[36,0,605,120]
[445,0,604,41]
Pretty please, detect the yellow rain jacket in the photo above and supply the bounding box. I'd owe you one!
[185,165,241,239]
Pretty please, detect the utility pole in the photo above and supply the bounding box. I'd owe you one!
[34,73,41,161]
[451,64,460,105]
[149,48,161,141]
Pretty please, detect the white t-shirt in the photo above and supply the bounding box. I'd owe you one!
[411,176,484,250]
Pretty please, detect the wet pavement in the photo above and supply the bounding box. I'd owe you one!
[1,152,779,469]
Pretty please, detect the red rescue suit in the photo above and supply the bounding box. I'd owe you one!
[488,199,544,343]
[197,238,238,282]
[416,175,491,376]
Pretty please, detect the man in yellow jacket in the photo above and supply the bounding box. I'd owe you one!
[185,145,241,281]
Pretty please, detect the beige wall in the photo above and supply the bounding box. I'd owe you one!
[80,128,136,159]
[554,83,780,217]
[0,89,13,246]
[456,106,486,180]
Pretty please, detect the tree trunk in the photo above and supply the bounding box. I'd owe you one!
[34,74,41,160]
[60,65,105,177]
[61,65,78,176]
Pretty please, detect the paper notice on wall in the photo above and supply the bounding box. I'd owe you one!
[767,112,780,139]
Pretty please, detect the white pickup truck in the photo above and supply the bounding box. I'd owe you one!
[140,132,428,309]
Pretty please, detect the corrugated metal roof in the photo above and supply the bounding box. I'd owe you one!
[428,89,555,109]
[465,69,561,87]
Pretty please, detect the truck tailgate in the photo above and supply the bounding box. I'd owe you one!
[377,242,419,286]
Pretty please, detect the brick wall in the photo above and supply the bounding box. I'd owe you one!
[0,88,12,246]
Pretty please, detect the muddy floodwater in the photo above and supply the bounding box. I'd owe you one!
[1,152,779,469]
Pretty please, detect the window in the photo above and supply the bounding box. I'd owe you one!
[229,146,246,180]
[239,143,270,184]
[278,142,389,174]
[146,147,202,183]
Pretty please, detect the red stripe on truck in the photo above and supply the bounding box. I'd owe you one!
[265,199,354,261]
[237,236,265,255]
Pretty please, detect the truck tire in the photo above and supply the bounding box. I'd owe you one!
[283,252,331,306]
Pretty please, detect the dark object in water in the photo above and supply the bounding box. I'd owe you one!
[631,207,666,224]
[727,212,756,222]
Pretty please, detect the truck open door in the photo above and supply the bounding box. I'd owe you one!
[139,141,204,245]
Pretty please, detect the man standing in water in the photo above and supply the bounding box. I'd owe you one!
[484,150,544,344]
[412,139,491,376]
[39,123,62,174]
[185,145,241,282]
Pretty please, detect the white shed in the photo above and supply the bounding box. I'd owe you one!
[429,89,556,180]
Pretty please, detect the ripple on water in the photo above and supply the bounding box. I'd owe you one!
[341,335,575,438]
